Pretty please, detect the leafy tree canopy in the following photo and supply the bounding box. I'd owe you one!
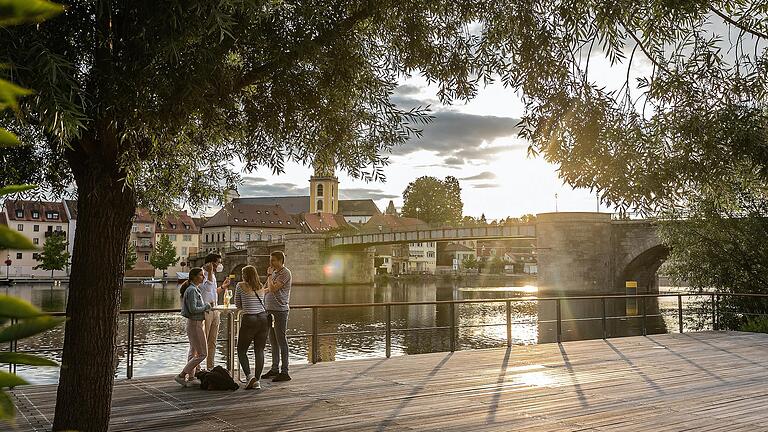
[150,234,179,271]
[34,232,70,274]
[124,242,137,271]
[401,176,463,224]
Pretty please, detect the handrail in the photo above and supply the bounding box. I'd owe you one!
[30,292,768,316]
[4,292,766,380]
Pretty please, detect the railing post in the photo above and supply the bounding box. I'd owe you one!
[311,307,319,364]
[127,313,134,379]
[714,294,719,331]
[642,296,647,336]
[385,305,392,358]
[449,302,456,352]
[678,295,684,333]
[711,293,716,331]
[600,297,608,339]
[556,299,562,343]
[9,317,16,374]
[506,300,512,348]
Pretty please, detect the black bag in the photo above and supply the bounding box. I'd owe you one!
[195,366,238,391]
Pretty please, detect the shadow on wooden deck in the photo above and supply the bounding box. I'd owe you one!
[5,331,768,431]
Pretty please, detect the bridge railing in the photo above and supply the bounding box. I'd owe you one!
[344,220,537,236]
[3,292,766,380]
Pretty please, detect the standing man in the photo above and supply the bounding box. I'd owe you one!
[262,251,292,382]
[200,253,230,370]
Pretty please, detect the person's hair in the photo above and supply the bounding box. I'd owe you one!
[180,267,204,297]
[240,265,261,295]
[205,253,222,264]
[270,251,285,264]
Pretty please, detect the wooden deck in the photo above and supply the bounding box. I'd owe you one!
[6,331,768,431]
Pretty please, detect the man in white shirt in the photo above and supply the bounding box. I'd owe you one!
[200,253,230,370]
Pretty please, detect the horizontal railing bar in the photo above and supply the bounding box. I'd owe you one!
[29,292,768,317]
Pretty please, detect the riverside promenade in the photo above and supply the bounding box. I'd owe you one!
[6,331,768,431]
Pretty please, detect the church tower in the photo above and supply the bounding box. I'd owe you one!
[309,156,339,214]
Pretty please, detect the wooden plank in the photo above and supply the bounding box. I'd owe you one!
[2,331,768,431]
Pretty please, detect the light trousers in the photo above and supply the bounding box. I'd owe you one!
[183,319,207,376]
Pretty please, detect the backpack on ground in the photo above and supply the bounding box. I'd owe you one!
[195,366,239,391]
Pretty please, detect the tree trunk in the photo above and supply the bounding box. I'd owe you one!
[52,154,136,431]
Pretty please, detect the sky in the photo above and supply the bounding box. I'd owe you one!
[17,14,747,221]
[223,16,744,220]
[228,76,606,220]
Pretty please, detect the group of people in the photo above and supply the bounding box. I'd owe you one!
[176,251,292,390]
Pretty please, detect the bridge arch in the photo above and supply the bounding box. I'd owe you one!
[616,244,669,293]
[611,220,668,293]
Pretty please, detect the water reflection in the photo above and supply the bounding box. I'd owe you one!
[2,281,694,385]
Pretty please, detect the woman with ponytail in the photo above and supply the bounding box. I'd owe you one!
[235,265,269,390]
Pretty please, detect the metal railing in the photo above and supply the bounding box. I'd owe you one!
[3,292,768,379]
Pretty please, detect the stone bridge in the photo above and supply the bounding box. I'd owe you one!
[193,212,665,292]
[535,212,665,296]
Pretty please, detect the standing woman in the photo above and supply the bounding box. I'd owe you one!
[235,265,269,390]
[176,267,212,387]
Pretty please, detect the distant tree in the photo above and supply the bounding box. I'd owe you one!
[402,176,463,224]
[461,255,479,270]
[489,256,506,274]
[125,243,137,271]
[34,233,70,278]
[150,235,179,272]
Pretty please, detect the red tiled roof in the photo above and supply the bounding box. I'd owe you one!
[363,214,428,230]
[4,200,68,223]
[156,211,198,234]
[443,243,475,252]
[133,208,154,223]
[300,212,351,233]
[204,203,296,229]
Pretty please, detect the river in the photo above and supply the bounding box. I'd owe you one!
[2,279,694,384]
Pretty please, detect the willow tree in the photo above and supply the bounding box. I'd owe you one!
[2,1,767,430]
[0,1,490,430]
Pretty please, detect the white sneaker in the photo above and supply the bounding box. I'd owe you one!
[245,375,259,390]
[187,377,201,386]
[174,375,188,387]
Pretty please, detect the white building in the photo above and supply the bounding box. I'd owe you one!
[63,200,78,259]
[2,200,70,277]
[408,241,437,274]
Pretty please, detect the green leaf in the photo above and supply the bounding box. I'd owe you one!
[0,79,32,111]
[0,316,64,342]
[0,352,57,366]
[0,0,64,26]
[0,184,36,196]
[0,294,44,319]
[0,128,21,148]
[0,225,36,250]
[0,371,27,389]
[0,391,14,421]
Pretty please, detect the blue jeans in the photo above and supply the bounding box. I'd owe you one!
[268,310,290,373]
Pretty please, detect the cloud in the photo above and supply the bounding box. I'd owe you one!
[404,111,523,164]
[340,188,400,200]
[460,171,497,181]
[472,183,500,189]
[241,176,268,184]
[239,181,309,197]
[393,84,423,97]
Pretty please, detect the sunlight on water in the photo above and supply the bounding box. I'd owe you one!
[457,285,537,294]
